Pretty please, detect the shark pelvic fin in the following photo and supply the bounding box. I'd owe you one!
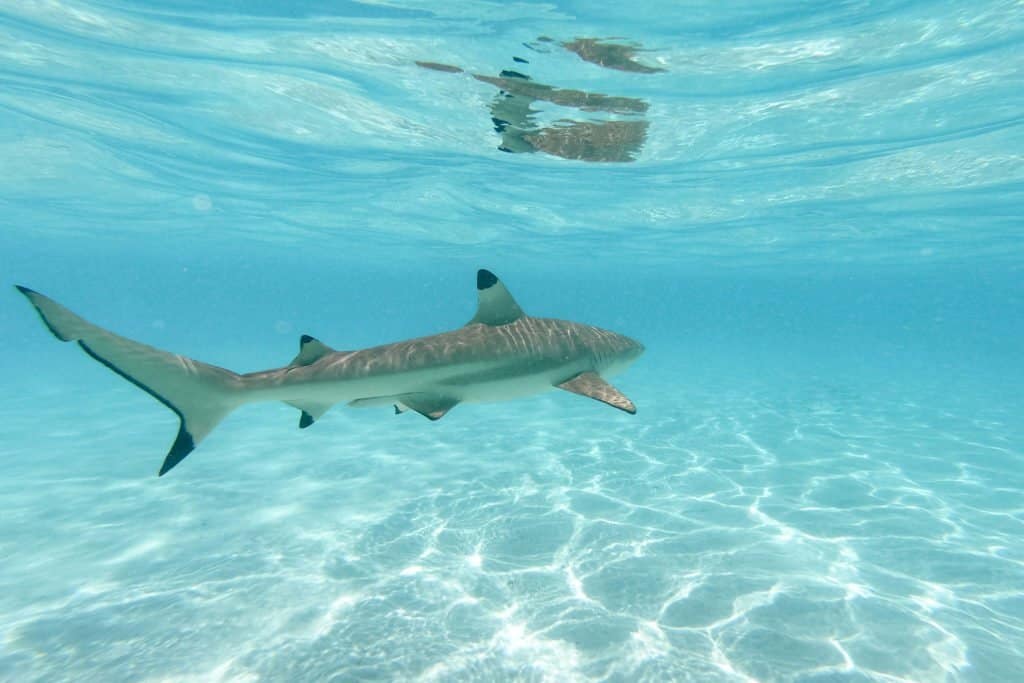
[286,400,333,428]
[349,394,456,419]
[468,269,525,326]
[398,394,459,421]
[557,372,636,414]
[290,334,334,366]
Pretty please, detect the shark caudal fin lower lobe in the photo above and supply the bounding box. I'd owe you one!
[16,286,242,476]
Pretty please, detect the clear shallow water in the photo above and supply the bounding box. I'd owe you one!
[1,1,1023,681]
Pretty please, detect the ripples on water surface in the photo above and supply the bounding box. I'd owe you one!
[1,1,1023,681]
[3,0,1021,263]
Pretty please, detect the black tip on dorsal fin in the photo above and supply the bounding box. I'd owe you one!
[291,335,334,366]
[477,269,498,290]
[469,269,525,326]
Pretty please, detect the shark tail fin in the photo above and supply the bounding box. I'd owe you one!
[16,286,242,476]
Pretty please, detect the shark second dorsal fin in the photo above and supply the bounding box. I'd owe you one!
[291,334,334,366]
[468,269,525,326]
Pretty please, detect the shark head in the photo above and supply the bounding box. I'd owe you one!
[595,328,645,377]
[472,268,644,377]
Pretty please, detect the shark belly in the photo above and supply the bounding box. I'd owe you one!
[251,354,590,409]
[445,371,561,404]
[443,357,595,403]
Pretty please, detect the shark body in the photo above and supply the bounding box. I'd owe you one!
[17,269,644,476]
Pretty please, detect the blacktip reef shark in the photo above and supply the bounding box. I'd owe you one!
[16,270,644,476]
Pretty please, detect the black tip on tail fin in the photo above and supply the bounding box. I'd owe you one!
[15,285,74,341]
[158,426,196,476]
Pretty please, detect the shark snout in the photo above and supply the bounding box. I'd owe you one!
[623,335,645,359]
[606,333,644,372]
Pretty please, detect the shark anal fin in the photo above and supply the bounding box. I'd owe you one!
[348,396,398,409]
[557,372,636,414]
[290,335,335,366]
[468,269,525,326]
[346,397,412,415]
[350,394,456,420]
[398,394,459,421]
[286,400,332,428]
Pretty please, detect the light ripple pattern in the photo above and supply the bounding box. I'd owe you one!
[1,374,1021,681]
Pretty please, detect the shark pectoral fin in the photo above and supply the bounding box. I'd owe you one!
[394,403,407,415]
[285,400,333,428]
[467,269,526,326]
[557,372,636,414]
[290,335,335,366]
[398,394,459,421]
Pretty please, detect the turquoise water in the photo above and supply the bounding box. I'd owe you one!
[2,1,1023,681]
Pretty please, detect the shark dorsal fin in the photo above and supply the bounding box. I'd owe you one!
[290,334,334,366]
[468,269,525,326]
